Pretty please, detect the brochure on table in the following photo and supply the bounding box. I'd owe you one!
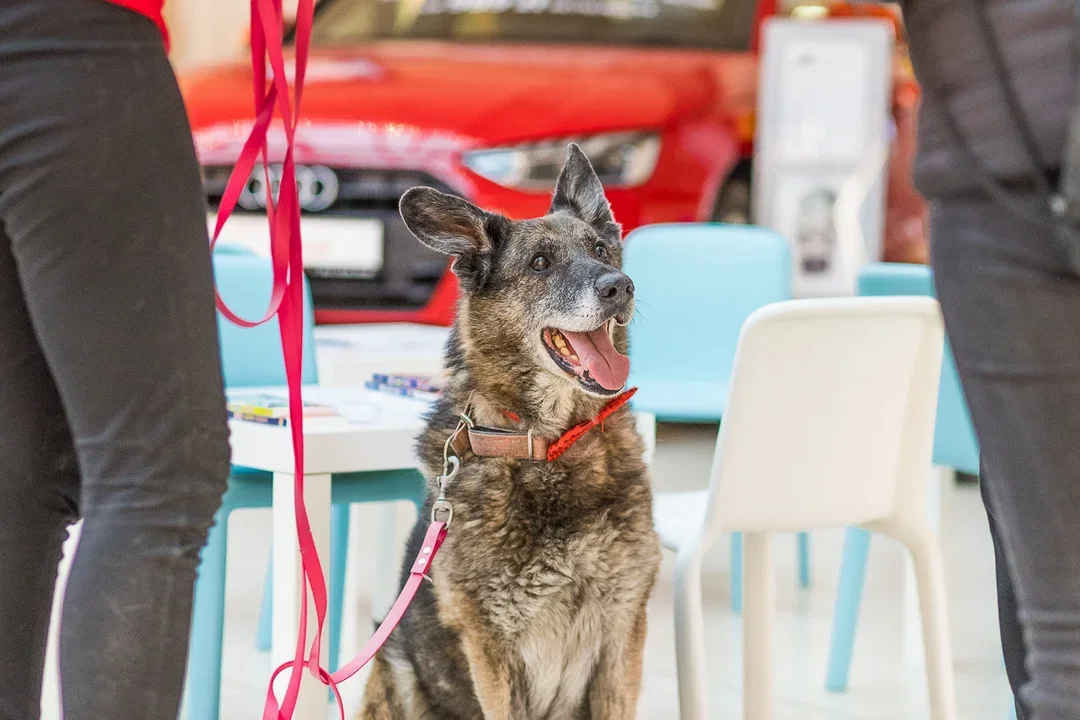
[227,378,438,427]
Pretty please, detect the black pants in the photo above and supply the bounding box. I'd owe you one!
[0,2,230,718]
[932,192,1080,719]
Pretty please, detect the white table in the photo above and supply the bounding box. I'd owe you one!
[227,386,426,718]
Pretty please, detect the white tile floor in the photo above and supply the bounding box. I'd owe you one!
[55,421,1016,719]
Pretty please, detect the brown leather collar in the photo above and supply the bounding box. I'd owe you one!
[450,425,549,461]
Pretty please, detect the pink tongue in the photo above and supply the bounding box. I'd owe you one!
[563,327,630,391]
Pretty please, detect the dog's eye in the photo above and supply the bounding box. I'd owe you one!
[530,254,550,272]
[594,242,609,261]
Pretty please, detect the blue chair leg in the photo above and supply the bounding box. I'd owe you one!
[186,509,229,720]
[329,503,351,674]
[255,553,273,652]
[798,532,812,588]
[826,527,873,692]
[731,531,743,615]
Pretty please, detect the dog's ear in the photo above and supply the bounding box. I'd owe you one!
[549,143,620,242]
[400,187,507,292]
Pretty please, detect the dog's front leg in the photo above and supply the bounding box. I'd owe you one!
[460,628,525,720]
[588,603,648,720]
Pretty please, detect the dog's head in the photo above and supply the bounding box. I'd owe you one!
[400,144,634,401]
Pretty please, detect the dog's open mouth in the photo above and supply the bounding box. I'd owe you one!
[542,321,630,395]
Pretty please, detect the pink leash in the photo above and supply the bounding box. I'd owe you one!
[209,2,447,717]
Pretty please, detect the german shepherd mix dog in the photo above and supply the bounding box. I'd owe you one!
[360,145,661,720]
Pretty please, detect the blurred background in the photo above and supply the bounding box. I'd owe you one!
[169,0,926,325]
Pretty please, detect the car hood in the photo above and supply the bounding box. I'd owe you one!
[182,41,754,164]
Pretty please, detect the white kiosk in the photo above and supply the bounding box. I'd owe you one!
[753,18,894,298]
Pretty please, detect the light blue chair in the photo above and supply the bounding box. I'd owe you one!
[623,223,811,612]
[826,263,978,692]
[185,254,426,720]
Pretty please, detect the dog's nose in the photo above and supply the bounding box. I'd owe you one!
[595,272,635,302]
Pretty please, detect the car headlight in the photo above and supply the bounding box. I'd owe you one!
[462,132,661,190]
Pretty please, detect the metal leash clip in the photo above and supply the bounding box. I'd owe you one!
[431,454,458,528]
[432,397,472,530]
[431,498,454,528]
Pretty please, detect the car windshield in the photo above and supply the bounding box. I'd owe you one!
[309,0,758,52]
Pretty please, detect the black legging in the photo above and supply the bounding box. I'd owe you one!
[932,191,1080,719]
[0,1,230,718]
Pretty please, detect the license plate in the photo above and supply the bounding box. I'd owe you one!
[208,214,384,279]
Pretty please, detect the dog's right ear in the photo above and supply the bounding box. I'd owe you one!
[399,187,506,292]
[549,144,620,240]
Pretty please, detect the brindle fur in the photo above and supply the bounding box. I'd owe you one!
[360,145,661,720]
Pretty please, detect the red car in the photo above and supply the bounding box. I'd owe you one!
[181,0,922,325]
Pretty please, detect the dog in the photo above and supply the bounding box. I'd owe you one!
[359,144,661,720]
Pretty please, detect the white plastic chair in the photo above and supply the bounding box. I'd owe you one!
[653,297,956,720]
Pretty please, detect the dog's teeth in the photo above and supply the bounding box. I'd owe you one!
[553,334,567,349]
[569,354,579,363]
[559,346,571,357]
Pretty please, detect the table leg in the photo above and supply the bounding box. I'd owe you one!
[902,465,951,665]
[372,504,399,625]
[272,472,332,717]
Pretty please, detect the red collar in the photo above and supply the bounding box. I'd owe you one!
[450,388,637,462]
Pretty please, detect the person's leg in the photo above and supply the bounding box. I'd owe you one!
[0,224,81,719]
[931,193,1080,718]
[980,465,1030,719]
[0,2,230,717]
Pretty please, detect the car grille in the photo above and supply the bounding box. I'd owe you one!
[203,166,453,313]
[202,166,456,212]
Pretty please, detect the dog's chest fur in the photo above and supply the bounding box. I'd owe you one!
[441,448,655,716]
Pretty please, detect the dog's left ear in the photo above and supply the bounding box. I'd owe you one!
[400,187,507,292]
[549,143,621,242]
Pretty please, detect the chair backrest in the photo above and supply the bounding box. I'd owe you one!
[213,254,318,388]
[858,263,979,475]
[706,297,944,533]
[622,223,791,386]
